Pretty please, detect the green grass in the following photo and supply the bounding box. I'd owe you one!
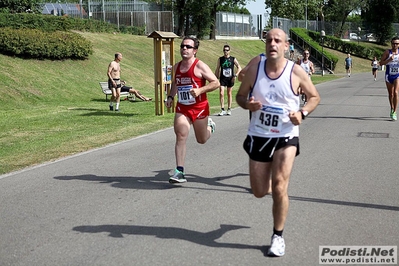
[0,32,387,175]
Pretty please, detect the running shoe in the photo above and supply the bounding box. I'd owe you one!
[267,234,285,257]
[109,105,113,111]
[226,109,232,116]
[218,110,226,116]
[390,109,394,120]
[208,118,216,133]
[392,112,397,121]
[169,169,186,183]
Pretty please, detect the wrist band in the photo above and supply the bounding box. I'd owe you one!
[167,95,174,100]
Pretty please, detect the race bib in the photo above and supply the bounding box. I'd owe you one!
[254,105,284,134]
[389,64,399,75]
[223,68,232,77]
[177,85,196,105]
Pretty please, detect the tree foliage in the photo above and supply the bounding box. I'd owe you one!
[0,0,43,13]
[323,0,368,36]
[170,0,249,39]
[363,0,398,44]
[265,0,322,20]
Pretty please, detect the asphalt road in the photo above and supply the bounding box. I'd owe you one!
[1,72,398,266]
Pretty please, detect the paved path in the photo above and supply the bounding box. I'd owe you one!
[1,72,398,266]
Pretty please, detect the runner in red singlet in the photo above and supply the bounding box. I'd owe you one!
[165,36,220,183]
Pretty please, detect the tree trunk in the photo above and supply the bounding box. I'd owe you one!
[209,3,218,40]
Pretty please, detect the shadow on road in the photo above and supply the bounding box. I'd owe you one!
[73,223,266,251]
[53,170,252,194]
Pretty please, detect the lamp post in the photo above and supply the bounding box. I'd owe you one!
[305,0,308,30]
[358,27,361,45]
[321,30,325,76]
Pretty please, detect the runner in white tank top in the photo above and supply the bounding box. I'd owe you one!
[236,28,320,258]
[248,59,299,138]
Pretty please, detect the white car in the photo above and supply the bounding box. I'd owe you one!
[362,33,376,42]
[349,33,361,40]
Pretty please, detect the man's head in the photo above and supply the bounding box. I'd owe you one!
[265,28,289,60]
[303,50,310,59]
[180,36,199,58]
[347,53,351,58]
[391,36,399,49]
[223,45,230,56]
[115,52,122,62]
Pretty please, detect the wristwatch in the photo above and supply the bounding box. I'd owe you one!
[300,110,309,120]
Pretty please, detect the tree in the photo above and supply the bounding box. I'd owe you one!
[265,0,322,21]
[0,0,43,13]
[146,0,251,39]
[363,0,397,44]
[323,0,368,36]
[209,0,249,40]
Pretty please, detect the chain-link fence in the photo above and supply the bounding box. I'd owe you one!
[42,2,264,38]
[42,1,173,34]
[272,16,399,40]
[215,12,264,38]
[41,2,399,40]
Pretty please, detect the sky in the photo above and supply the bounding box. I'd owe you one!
[245,0,270,28]
[245,0,267,15]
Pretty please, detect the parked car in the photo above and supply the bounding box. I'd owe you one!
[349,33,361,40]
[362,33,376,42]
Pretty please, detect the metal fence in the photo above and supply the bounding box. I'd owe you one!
[42,1,173,34]
[272,16,399,39]
[215,12,264,38]
[41,2,399,40]
[90,11,173,33]
[42,2,264,38]
[87,0,171,33]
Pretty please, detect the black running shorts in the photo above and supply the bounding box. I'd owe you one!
[243,135,300,162]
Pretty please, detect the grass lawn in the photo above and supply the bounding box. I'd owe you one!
[0,33,388,175]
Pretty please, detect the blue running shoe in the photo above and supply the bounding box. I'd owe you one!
[169,169,186,183]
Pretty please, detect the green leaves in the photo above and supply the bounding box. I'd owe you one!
[0,27,93,59]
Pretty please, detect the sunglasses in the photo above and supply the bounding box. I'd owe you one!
[224,49,230,52]
[392,43,399,45]
[180,44,195,49]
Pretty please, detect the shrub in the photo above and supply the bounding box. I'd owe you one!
[0,13,144,34]
[0,27,93,59]
[291,28,339,70]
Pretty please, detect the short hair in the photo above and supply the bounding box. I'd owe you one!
[182,36,200,49]
[391,36,399,42]
[115,53,122,59]
[223,44,230,50]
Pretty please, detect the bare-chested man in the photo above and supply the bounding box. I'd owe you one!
[107,52,122,111]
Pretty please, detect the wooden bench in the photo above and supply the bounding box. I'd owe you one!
[99,82,135,101]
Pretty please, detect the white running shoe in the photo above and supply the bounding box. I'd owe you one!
[226,109,232,115]
[267,234,285,257]
[208,118,216,133]
[218,110,226,116]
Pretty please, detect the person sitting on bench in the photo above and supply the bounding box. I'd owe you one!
[121,80,152,101]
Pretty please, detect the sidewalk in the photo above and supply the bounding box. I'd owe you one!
[0,72,398,266]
